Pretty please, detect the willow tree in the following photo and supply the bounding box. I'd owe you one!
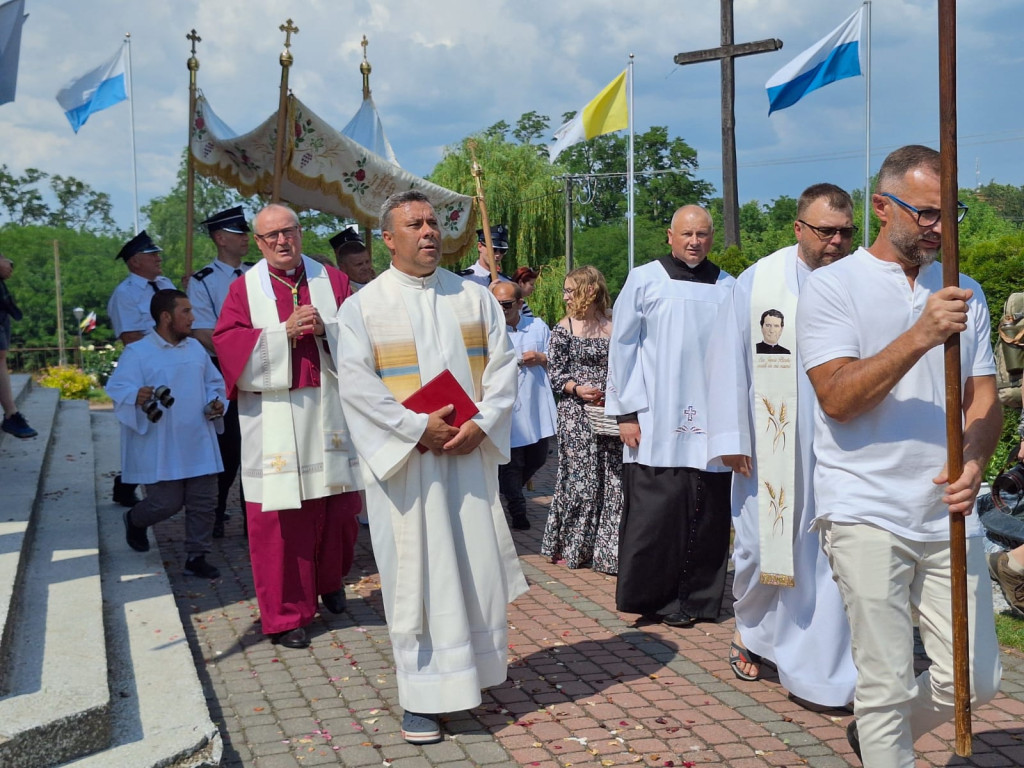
[428,134,564,273]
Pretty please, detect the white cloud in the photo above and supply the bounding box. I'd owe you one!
[1,0,1021,229]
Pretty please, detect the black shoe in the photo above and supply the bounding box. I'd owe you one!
[1,411,36,439]
[123,510,149,552]
[113,476,140,507]
[510,512,531,530]
[271,626,310,649]
[662,611,696,628]
[184,555,221,579]
[320,589,347,614]
[212,518,225,539]
[846,719,862,762]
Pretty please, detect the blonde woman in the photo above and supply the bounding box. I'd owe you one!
[541,266,624,574]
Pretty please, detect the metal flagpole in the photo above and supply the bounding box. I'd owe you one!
[124,33,140,235]
[627,53,635,271]
[862,1,872,248]
[185,29,201,281]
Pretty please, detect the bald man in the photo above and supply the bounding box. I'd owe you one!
[605,205,736,628]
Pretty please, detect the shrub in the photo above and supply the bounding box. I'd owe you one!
[39,365,95,400]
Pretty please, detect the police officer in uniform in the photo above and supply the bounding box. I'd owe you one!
[187,205,253,537]
[330,226,375,291]
[108,230,176,506]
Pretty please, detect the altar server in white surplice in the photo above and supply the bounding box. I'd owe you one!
[106,289,225,580]
[605,204,735,629]
[707,184,858,707]
[333,191,527,746]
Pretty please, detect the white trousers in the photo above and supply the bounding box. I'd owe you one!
[821,521,1001,768]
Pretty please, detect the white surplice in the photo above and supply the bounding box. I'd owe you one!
[605,259,734,469]
[333,266,528,714]
[507,314,557,448]
[105,333,225,485]
[707,245,855,707]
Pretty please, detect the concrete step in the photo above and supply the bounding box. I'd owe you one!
[60,410,220,767]
[0,381,60,688]
[0,400,110,767]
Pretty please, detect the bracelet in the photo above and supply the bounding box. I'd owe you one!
[571,384,579,397]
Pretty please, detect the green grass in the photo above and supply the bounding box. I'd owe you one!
[996,612,1024,653]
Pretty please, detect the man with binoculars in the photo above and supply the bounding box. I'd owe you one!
[106,289,226,578]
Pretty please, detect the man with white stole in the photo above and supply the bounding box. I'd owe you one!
[212,203,361,651]
[333,190,526,745]
[605,204,735,628]
[707,183,858,707]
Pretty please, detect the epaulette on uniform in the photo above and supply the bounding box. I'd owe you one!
[457,268,474,277]
[192,266,215,281]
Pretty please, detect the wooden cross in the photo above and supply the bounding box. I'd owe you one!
[674,0,782,248]
[280,18,299,50]
[186,29,201,57]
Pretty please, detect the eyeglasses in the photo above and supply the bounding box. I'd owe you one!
[797,220,857,241]
[880,193,968,226]
[255,225,301,244]
[498,299,519,309]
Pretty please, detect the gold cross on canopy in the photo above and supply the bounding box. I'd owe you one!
[280,19,299,51]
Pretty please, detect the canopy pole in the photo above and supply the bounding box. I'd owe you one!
[468,140,497,283]
[272,19,298,203]
[937,0,971,757]
[184,29,201,281]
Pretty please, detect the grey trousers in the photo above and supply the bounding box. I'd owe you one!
[131,474,217,557]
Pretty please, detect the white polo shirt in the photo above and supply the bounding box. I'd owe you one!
[796,248,994,542]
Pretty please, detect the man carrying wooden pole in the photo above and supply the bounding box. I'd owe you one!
[795,141,1002,766]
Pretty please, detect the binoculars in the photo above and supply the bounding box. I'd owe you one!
[142,385,174,423]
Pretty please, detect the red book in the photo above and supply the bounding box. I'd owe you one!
[401,369,480,453]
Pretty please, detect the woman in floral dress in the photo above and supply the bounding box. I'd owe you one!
[541,266,624,574]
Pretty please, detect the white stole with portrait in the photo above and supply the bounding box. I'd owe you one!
[750,249,800,586]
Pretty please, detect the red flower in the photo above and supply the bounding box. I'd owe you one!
[449,210,460,221]
[294,122,303,138]
[354,169,366,181]
[195,116,205,130]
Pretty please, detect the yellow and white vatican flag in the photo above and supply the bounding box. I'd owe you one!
[548,69,628,162]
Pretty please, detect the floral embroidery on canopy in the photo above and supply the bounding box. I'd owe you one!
[190,92,476,261]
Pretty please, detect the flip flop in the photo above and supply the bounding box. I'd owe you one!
[729,641,762,681]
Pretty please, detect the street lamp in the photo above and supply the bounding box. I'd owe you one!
[73,307,84,368]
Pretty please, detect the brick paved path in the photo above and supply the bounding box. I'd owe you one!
[153,458,1024,768]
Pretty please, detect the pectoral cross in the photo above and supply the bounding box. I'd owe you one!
[186,29,201,57]
[280,18,299,51]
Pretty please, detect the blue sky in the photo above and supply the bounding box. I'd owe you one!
[2,0,1022,229]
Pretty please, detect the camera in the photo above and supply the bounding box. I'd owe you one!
[203,397,223,421]
[141,385,174,423]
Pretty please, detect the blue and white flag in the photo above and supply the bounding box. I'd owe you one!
[765,7,865,115]
[0,0,28,106]
[56,45,127,132]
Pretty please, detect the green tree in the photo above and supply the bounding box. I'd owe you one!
[554,126,714,229]
[428,134,564,273]
[512,111,549,146]
[0,166,49,226]
[47,175,119,234]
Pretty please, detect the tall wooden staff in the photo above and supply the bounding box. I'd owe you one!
[272,19,298,203]
[468,140,497,282]
[937,0,971,757]
[184,29,200,281]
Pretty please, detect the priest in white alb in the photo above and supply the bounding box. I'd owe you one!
[213,204,362,651]
[708,183,857,707]
[332,191,526,746]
